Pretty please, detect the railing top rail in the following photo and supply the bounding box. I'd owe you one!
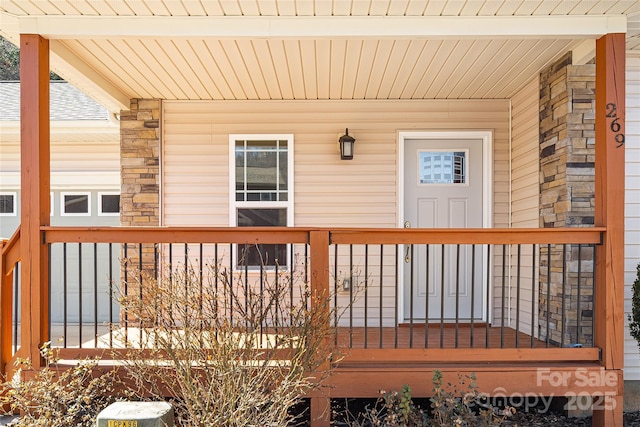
[40,226,605,245]
[42,226,312,244]
[330,227,605,244]
[1,226,21,266]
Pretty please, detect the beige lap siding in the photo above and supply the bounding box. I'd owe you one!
[624,53,640,380]
[509,76,542,337]
[162,99,510,327]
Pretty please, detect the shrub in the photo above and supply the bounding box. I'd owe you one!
[628,262,640,350]
[0,342,121,426]
[430,370,513,427]
[338,372,514,426]
[116,252,340,426]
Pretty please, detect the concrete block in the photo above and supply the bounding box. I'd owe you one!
[624,380,640,412]
[96,401,174,427]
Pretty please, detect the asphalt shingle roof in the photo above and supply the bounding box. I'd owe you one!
[0,81,109,121]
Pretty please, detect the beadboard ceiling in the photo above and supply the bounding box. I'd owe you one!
[1,0,638,113]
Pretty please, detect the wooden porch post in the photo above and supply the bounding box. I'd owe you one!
[593,32,625,427]
[309,230,331,427]
[19,34,50,368]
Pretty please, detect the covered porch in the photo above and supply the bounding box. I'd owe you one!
[0,2,632,425]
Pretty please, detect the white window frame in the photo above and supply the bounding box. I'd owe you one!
[229,134,295,270]
[0,192,17,216]
[60,192,91,216]
[98,192,121,216]
[50,192,54,216]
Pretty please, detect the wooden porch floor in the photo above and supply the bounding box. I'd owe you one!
[37,323,553,350]
[336,324,553,349]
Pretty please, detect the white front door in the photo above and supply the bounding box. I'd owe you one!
[402,135,487,321]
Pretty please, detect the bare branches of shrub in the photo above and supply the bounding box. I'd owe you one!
[0,342,121,427]
[116,250,340,426]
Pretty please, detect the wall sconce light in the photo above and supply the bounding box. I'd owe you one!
[339,128,356,160]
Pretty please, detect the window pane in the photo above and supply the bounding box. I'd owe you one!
[235,151,245,191]
[64,194,89,214]
[0,194,14,214]
[246,151,277,191]
[237,208,287,267]
[101,194,120,214]
[419,151,466,184]
[279,151,288,193]
[246,139,277,150]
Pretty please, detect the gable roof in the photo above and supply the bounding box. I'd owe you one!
[1,1,638,113]
[0,80,109,121]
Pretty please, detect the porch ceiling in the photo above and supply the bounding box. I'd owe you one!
[1,1,638,114]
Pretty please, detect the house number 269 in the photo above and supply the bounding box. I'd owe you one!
[605,103,625,148]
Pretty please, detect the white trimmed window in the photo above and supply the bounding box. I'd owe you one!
[0,192,17,216]
[61,192,91,216]
[50,192,54,216]
[230,134,294,269]
[98,192,120,216]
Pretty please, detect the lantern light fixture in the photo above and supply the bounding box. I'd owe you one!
[339,128,356,160]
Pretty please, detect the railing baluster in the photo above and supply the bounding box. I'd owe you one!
[546,244,551,348]
[48,244,51,342]
[455,244,460,349]
[531,244,536,348]
[561,244,567,348]
[409,244,414,349]
[78,243,83,348]
[439,244,445,349]
[13,263,19,354]
[379,244,384,349]
[124,243,129,345]
[485,244,491,349]
[515,244,521,348]
[425,244,430,349]
[275,259,279,331]
[94,242,98,348]
[470,244,475,348]
[140,243,144,347]
[364,244,369,349]
[349,244,353,348]
[63,242,67,348]
[577,244,582,345]
[109,243,113,348]
[591,243,596,348]
[334,244,339,346]
[229,243,233,326]
[500,244,506,349]
[394,244,399,349]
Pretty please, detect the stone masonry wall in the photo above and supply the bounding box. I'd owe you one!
[538,53,595,347]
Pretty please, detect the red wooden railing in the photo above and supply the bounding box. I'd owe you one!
[0,226,606,377]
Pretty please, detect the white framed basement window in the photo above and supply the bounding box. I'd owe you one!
[61,192,91,216]
[98,192,120,216]
[229,134,294,270]
[0,192,17,216]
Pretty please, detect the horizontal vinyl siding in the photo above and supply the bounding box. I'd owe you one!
[0,136,120,189]
[507,76,541,336]
[163,99,510,229]
[163,99,510,326]
[625,53,640,380]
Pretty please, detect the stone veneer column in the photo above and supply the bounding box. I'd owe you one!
[538,53,595,346]
[120,99,161,227]
[119,99,161,327]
